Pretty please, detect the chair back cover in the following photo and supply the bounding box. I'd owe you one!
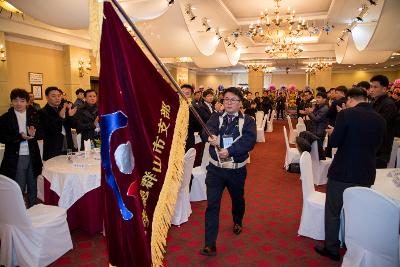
[342,187,400,267]
[200,143,210,170]
[0,175,32,228]
[171,148,196,225]
[287,115,294,132]
[283,126,290,150]
[255,111,264,127]
[310,141,321,183]
[298,117,304,124]
[299,152,316,198]
[261,114,268,129]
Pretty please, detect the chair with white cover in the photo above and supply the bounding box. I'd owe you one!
[283,126,300,170]
[172,148,196,226]
[287,115,297,144]
[342,187,400,267]
[256,114,268,142]
[266,110,275,132]
[310,141,331,185]
[0,175,73,267]
[190,143,210,201]
[255,111,264,128]
[297,152,326,240]
[296,118,306,135]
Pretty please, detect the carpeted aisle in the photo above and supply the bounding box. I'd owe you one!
[52,120,341,266]
[164,120,340,267]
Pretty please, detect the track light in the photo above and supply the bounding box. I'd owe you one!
[202,18,211,32]
[185,4,196,21]
[167,0,174,6]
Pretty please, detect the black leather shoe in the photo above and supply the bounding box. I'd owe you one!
[233,224,242,235]
[200,246,216,256]
[314,246,340,262]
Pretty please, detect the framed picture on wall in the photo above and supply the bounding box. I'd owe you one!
[31,84,43,100]
[28,72,43,85]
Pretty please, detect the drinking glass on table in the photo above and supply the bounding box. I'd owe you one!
[67,149,73,160]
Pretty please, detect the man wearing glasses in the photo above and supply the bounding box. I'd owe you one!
[200,87,256,256]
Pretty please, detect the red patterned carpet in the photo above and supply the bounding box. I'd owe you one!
[52,120,341,267]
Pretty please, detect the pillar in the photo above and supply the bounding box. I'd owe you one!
[0,32,9,114]
[248,69,264,94]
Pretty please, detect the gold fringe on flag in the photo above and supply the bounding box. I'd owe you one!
[151,98,189,267]
[89,0,104,71]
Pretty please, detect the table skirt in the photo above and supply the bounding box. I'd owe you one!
[44,179,103,235]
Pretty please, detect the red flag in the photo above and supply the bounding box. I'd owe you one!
[99,2,188,266]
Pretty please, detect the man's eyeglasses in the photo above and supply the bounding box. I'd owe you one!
[223,98,241,103]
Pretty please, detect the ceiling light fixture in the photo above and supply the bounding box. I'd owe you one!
[202,17,211,32]
[185,4,196,21]
[305,58,334,73]
[167,0,174,6]
[265,38,303,58]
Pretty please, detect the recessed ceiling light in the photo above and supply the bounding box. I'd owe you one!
[384,66,388,68]
[375,62,379,64]
[391,56,395,59]
[348,65,352,67]
[390,64,394,67]
[216,68,219,70]
[353,64,356,66]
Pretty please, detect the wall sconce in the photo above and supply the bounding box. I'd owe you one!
[78,57,91,77]
[0,44,6,62]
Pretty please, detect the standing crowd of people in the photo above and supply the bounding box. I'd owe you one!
[0,86,99,207]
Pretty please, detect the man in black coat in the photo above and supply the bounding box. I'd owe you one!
[369,75,397,168]
[197,88,215,123]
[39,87,77,161]
[74,89,99,147]
[199,87,256,256]
[0,89,42,207]
[325,86,347,157]
[314,87,385,262]
[181,84,202,152]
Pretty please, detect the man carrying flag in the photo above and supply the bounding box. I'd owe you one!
[95,2,189,266]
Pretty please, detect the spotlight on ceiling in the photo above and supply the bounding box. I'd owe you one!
[202,18,211,32]
[185,4,196,21]
[167,0,174,6]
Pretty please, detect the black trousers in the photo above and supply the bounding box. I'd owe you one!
[324,179,368,254]
[205,164,247,247]
[276,107,284,119]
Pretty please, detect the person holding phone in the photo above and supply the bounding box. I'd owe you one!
[0,88,42,207]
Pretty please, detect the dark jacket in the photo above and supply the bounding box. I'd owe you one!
[309,104,329,138]
[201,112,256,163]
[0,107,42,179]
[276,96,286,108]
[39,103,75,160]
[260,96,272,114]
[326,97,346,126]
[328,103,385,185]
[197,101,214,123]
[185,105,203,151]
[74,103,99,143]
[371,94,397,165]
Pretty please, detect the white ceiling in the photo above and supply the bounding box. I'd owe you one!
[2,0,400,73]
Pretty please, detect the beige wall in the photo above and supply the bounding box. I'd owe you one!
[271,74,307,90]
[197,74,233,89]
[6,41,65,107]
[331,70,399,88]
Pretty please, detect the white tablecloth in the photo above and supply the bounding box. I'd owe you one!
[41,154,101,209]
[373,168,400,203]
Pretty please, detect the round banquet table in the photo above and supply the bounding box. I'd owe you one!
[42,154,103,235]
[373,168,400,204]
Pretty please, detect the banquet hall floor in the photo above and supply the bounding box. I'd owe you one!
[51,120,342,267]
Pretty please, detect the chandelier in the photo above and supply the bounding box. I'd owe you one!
[265,38,303,58]
[305,59,333,73]
[248,0,309,42]
[245,64,275,73]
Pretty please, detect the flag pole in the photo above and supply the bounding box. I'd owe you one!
[110,0,215,138]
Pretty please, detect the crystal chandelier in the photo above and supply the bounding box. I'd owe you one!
[265,38,303,58]
[305,59,333,73]
[248,0,309,42]
[245,63,270,72]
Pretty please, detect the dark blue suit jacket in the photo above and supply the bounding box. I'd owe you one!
[201,112,256,163]
[327,103,385,185]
